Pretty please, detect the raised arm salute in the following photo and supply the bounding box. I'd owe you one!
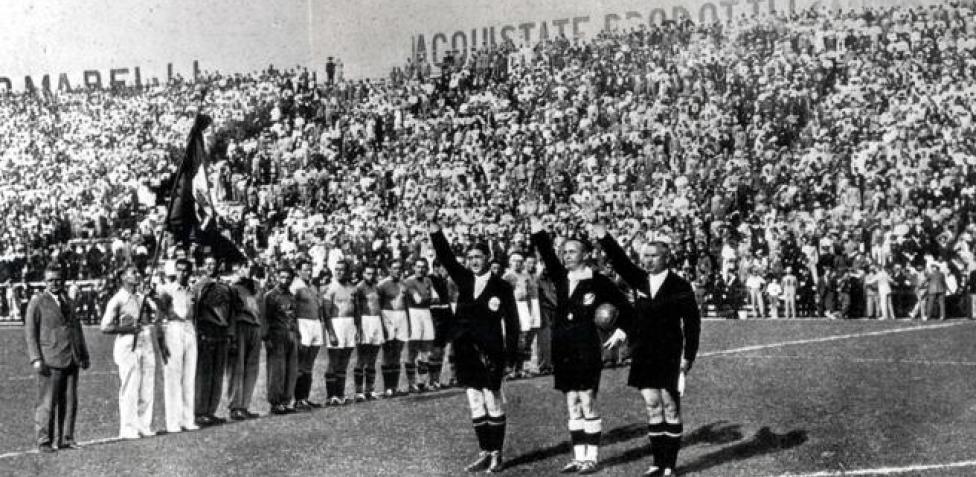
[529,218,635,474]
[429,218,519,474]
[594,225,701,477]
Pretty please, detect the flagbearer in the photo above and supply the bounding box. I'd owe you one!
[102,266,158,440]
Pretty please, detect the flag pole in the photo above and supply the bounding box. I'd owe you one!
[135,91,209,354]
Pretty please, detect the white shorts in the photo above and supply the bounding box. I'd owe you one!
[298,318,324,347]
[382,310,410,342]
[517,300,540,331]
[359,315,385,346]
[329,317,357,349]
[530,299,541,328]
[408,308,435,342]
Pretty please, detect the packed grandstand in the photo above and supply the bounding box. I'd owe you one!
[1,2,975,322]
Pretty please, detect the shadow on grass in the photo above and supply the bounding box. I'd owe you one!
[678,426,808,474]
[401,388,466,403]
[508,420,745,469]
[600,421,749,469]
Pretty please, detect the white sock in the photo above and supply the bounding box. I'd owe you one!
[585,444,598,462]
[574,445,586,461]
[569,418,585,460]
[584,418,602,462]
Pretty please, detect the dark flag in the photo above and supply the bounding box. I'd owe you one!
[166,113,246,263]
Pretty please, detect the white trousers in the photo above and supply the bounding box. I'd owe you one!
[113,330,155,438]
[163,321,197,432]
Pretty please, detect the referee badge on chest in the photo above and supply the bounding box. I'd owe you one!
[583,293,596,306]
[488,296,501,311]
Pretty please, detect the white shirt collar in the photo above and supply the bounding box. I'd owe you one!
[567,267,593,282]
[649,269,669,298]
[474,272,491,298]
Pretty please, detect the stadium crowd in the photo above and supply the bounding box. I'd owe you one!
[5,1,976,328]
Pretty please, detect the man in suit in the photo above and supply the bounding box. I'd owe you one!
[429,218,520,473]
[595,226,701,477]
[530,219,635,474]
[25,265,90,452]
[925,264,948,320]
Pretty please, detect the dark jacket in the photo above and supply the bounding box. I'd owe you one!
[24,292,89,368]
[600,234,701,366]
[263,287,298,337]
[431,230,520,364]
[531,231,635,369]
[193,277,233,330]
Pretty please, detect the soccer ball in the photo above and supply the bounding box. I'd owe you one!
[594,303,618,330]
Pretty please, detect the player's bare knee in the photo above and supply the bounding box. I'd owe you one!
[579,390,598,418]
[466,390,486,417]
[566,395,583,419]
[662,401,680,422]
[483,389,504,416]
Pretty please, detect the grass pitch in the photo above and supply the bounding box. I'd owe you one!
[3,319,976,476]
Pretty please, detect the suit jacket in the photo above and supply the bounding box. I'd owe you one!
[531,232,635,367]
[24,292,89,368]
[600,234,700,365]
[431,230,519,363]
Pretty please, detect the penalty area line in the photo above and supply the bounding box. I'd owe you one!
[700,321,965,358]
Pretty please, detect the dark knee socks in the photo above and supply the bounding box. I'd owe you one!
[648,421,683,470]
[381,341,403,391]
[486,414,507,452]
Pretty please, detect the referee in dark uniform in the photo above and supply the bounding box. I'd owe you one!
[429,218,520,474]
[595,226,700,477]
[529,219,635,474]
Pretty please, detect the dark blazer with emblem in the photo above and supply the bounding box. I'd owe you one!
[24,292,89,369]
[431,230,520,364]
[531,231,635,384]
[600,233,700,390]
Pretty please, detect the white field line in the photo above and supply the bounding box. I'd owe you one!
[776,459,976,476]
[699,322,965,358]
[714,354,976,367]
